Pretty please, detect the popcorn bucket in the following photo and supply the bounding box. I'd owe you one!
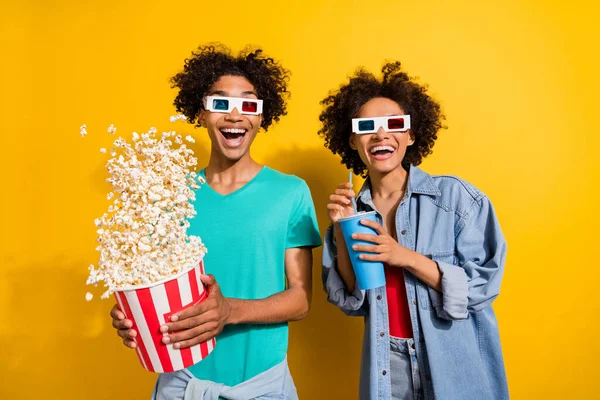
[113,258,215,373]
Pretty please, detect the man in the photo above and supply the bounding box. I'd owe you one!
[110,44,321,399]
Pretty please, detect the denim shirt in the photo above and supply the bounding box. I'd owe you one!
[322,165,508,400]
[151,357,296,400]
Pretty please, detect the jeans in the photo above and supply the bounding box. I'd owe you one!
[390,337,424,400]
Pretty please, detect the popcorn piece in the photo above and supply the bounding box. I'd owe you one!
[80,124,88,137]
[108,124,117,134]
[85,292,93,301]
[100,148,107,154]
[185,135,195,143]
[170,114,187,122]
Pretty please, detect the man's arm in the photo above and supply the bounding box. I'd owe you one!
[161,246,313,349]
[229,246,312,323]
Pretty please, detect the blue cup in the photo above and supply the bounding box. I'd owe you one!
[338,211,386,290]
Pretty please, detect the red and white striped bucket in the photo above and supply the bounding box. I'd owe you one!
[114,259,215,373]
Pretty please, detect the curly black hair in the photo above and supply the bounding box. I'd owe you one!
[318,62,446,177]
[171,43,290,131]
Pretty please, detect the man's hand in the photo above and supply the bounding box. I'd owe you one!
[110,304,137,349]
[160,274,232,349]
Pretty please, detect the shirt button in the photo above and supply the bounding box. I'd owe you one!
[377,295,382,300]
[382,370,387,376]
[401,229,407,235]
[413,299,417,305]
[380,332,385,337]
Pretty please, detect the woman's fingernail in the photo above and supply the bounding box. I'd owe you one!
[352,234,357,239]
[174,343,181,349]
[160,325,169,333]
[125,321,132,328]
[170,315,179,322]
[162,336,171,344]
[352,245,358,250]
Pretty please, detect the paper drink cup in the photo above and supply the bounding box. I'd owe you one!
[113,258,215,373]
[338,211,386,290]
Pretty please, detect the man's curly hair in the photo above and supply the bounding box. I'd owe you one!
[171,44,290,131]
[318,62,446,177]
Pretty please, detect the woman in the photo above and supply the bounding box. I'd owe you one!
[320,62,508,400]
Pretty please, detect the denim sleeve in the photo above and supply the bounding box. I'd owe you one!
[322,224,367,317]
[429,196,507,321]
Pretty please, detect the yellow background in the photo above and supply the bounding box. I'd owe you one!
[1,0,598,398]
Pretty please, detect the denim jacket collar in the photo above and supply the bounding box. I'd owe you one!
[356,165,442,206]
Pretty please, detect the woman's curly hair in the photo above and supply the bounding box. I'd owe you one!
[171,43,290,131]
[318,62,446,176]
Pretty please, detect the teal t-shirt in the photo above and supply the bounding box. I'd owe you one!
[187,166,322,386]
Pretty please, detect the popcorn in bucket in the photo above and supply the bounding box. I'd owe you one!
[84,122,214,372]
[114,258,215,372]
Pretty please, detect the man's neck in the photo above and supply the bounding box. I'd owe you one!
[204,152,262,186]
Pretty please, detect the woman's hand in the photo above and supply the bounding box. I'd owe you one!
[351,218,415,268]
[327,182,356,224]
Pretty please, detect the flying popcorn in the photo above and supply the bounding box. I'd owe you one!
[86,127,207,298]
[170,114,187,122]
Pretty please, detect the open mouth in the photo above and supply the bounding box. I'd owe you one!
[370,145,396,160]
[219,128,247,147]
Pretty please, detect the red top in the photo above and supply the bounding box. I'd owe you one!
[385,264,413,338]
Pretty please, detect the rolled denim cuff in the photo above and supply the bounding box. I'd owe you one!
[428,261,469,321]
[324,261,366,314]
[322,225,366,316]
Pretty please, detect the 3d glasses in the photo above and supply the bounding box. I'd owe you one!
[351,115,411,134]
[203,96,263,115]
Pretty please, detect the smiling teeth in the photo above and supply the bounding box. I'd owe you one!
[371,145,395,153]
[221,128,246,134]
